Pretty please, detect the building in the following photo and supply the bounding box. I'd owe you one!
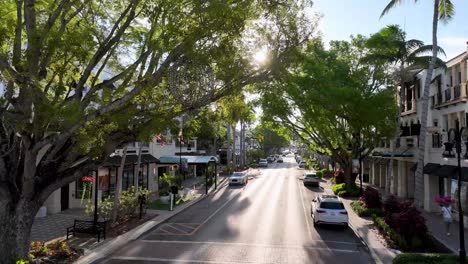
[367,43,468,227]
[38,131,207,217]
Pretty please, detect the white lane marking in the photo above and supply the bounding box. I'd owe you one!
[296,177,313,241]
[139,239,360,249]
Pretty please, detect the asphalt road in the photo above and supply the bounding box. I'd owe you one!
[99,156,373,264]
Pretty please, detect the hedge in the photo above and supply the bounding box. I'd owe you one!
[373,215,408,250]
[332,183,360,197]
[351,201,383,217]
[393,253,468,264]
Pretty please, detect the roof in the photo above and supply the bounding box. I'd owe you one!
[319,195,340,201]
[102,154,159,167]
[159,156,188,165]
[181,155,218,164]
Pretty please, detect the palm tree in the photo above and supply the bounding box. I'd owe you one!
[380,0,454,208]
[365,24,446,194]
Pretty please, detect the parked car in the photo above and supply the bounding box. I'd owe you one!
[277,157,283,163]
[303,172,319,187]
[311,195,348,227]
[298,160,307,168]
[229,172,248,185]
[267,156,274,163]
[295,155,302,162]
[259,159,268,167]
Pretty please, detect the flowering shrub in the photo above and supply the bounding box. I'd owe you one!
[80,176,94,204]
[119,187,139,219]
[333,170,345,184]
[85,197,114,221]
[434,196,454,206]
[383,195,400,225]
[332,183,360,197]
[360,187,381,209]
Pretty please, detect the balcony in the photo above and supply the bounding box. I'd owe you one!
[433,82,468,109]
[401,99,417,116]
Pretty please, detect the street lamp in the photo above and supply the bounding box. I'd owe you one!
[445,120,466,264]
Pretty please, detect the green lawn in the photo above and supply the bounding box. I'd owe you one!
[147,197,191,211]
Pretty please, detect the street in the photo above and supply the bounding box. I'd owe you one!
[98,156,373,264]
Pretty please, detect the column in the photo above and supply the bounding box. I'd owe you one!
[379,162,385,189]
[397,161,407,198]
[424,174,440,212]
[370,161,375,185]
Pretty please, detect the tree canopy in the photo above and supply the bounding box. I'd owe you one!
[258,36,398,186]
[0,0,318,260]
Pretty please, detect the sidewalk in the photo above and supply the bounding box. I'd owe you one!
[75,175,230,264]
[357,180,467,256]
[422,210,468,254]
[323,180,398,264]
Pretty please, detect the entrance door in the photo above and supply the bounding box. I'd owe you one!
[61,184,69,211]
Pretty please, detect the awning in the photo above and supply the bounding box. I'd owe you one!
[410,163,417,172]
[423,163,441,174]
[434,165,458,178]
[456,168,468,182]
[182,155,218,164]
[102,154,159,167]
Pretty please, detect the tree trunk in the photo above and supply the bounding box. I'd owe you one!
[112,147,127,223]
[135,144,143,190]
[414,0,439,207]
[232,124,236,168]
[0,198,40,262]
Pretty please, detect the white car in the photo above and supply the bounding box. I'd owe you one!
[258,159,268,167]
[303,172,319,187]
[298,160,307,168]
[311,195,348,227]
[229,172,248,185]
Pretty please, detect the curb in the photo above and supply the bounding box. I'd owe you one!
[76,177,229,264]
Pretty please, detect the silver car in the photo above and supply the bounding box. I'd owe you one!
[303,172,319,187]
[258,159,268,167]
[229,172,248,185]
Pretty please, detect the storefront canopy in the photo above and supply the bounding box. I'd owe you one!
[434,165,458,178]
[182,155,218,164]
[102,154,159,167]
[159,156,188,168]
[423,163,441,174]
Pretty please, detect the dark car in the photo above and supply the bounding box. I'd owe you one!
[267,157,274,163]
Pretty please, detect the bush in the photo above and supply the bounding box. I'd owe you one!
[391,204,427,241]
[316,171,323,179]
[373,215,408,250]
[322,169,333,178]
[159,190,169,196]
[332,183,360,197]
[393,253,467,264]
[351,201,383,217]
[361,187,381,209]
[383,195,401,225]
[119,187,139,219]
[85,197,114,221]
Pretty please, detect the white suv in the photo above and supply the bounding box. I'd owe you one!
[311,195,348,227]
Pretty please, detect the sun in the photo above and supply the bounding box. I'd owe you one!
[253,48,268,64]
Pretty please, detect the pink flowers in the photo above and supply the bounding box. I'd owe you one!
[82,176,94,183]
[434,196,454,205]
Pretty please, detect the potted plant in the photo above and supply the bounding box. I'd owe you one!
[159,190,170,204]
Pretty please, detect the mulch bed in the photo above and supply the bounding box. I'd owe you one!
[108,213,157,237]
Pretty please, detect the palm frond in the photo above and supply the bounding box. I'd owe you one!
[380,0,419,18]
[439,0,455,23]
[410,56,447,70]
[409,45,446,58]
[405,39,424,51]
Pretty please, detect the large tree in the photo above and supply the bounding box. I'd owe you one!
[365,24,446,193]
[259,37,398,190]
[381,0,454,207]
[0,0,315,260]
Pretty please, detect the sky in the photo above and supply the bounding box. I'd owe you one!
[312,0,468,60]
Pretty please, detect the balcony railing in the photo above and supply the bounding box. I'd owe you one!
[454,84,461,99]
[444,89,452,102]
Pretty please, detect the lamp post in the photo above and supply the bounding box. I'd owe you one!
[446,120,466,264]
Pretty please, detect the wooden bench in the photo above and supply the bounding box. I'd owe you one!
[66,220,107,242]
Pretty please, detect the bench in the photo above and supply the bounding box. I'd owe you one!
[66,219,107,242]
